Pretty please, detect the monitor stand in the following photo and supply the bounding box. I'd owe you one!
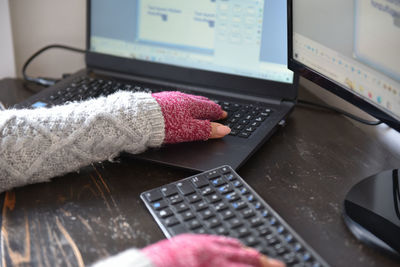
[343,169,400,258]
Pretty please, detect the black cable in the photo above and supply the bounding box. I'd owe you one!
[297,99,382,126]
[22,44,87,87]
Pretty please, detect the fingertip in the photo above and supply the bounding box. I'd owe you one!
[217,125,231,136]
[221,110,228,119]
[210,123,231,139]
[260,255,286,267]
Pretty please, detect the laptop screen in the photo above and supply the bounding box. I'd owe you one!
[90,0,294,84]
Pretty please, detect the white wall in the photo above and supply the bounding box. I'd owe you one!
[9,0,86,79]
[0,0,16,78]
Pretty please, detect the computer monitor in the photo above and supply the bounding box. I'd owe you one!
[288,0,400,258]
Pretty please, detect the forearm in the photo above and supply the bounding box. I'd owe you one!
[0,91,164,192]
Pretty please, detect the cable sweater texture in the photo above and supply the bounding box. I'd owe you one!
[0,91,165,193]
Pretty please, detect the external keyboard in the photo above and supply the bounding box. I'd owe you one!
[28,75,273,139]
[141,166,329,267]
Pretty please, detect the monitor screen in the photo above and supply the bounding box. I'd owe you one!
[291,0,400,125]
[90,0,293,84]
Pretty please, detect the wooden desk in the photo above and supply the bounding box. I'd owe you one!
[0,79,399,266]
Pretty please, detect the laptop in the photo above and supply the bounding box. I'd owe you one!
[17,0,299,172]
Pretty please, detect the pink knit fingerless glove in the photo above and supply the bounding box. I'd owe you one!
[152,92,223,144]
[142,234,262,267]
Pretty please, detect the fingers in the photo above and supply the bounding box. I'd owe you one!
[221,110,228,119]
[259,255,286,267]
[210,122,231,139]
[209,235,243,248]
[189,96,225,121]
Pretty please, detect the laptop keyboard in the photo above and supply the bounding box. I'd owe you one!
[141,165,329,267]
[29,75,273,138]
[216,101,272,138]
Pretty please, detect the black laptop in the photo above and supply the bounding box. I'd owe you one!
[18,0,299,172]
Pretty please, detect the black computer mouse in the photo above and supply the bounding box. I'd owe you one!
[343,169,400,259]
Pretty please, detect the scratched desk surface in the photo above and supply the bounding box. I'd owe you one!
[0,79,399,267]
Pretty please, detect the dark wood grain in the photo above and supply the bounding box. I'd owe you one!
[0,79,399,267]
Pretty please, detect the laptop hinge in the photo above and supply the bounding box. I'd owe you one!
[92,68,284,106]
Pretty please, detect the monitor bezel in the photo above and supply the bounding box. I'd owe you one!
[287,0,400,131]
[85,0,299,101]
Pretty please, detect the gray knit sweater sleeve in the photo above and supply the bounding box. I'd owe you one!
[0,91,165,192]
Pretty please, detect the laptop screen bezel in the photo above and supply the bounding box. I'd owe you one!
[85,0,298,101]
[287,0,399,131]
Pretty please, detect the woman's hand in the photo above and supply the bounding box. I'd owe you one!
[152,92,230,143]
[142,234,285,267]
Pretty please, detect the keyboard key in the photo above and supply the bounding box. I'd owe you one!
[144,190,163,202]
[260,209,269,218]
[193,228,206,234]
[265,234,279,245]
[221,210,235,220]
[257,225,272,236]
[191,176,209,188]
[206,194,221,203]
[254,116,266,122]
[159,208,173,218]
[200,209,214,219]
[224,173,236,181]
[204,218,221,228]
[175,203,190,213]
[181,211,196,221]
[293,243,303,252]
[285,234,294,243]
[274,244,288,255]
[232,201,247,210]
[234,125,244,130]
[233,180,243,187]
[194,201,208,211]
[214,202,228,212]
[244,236,259,246]
[177,180,195,195]
[247,194,255,202]
[237,227,250,238]
[254,201,262,209]
[215,226,229,235]
[161,185,178,197]
[241,208,255,218]
[220,166,231,174]
[205,170,219,179]
[169,195,183,205]
[245,127,256,132]
[188,194,201,203]
[229,130,238,136]
[152,200,167,210]
[218,184,233,194]
[238,132,251,138]
[250,217,263,227]
[187,219,202,230]
[211,177,226,186]
[277,225,285,234]
[200,187,214,196]
[164,217,179,227]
